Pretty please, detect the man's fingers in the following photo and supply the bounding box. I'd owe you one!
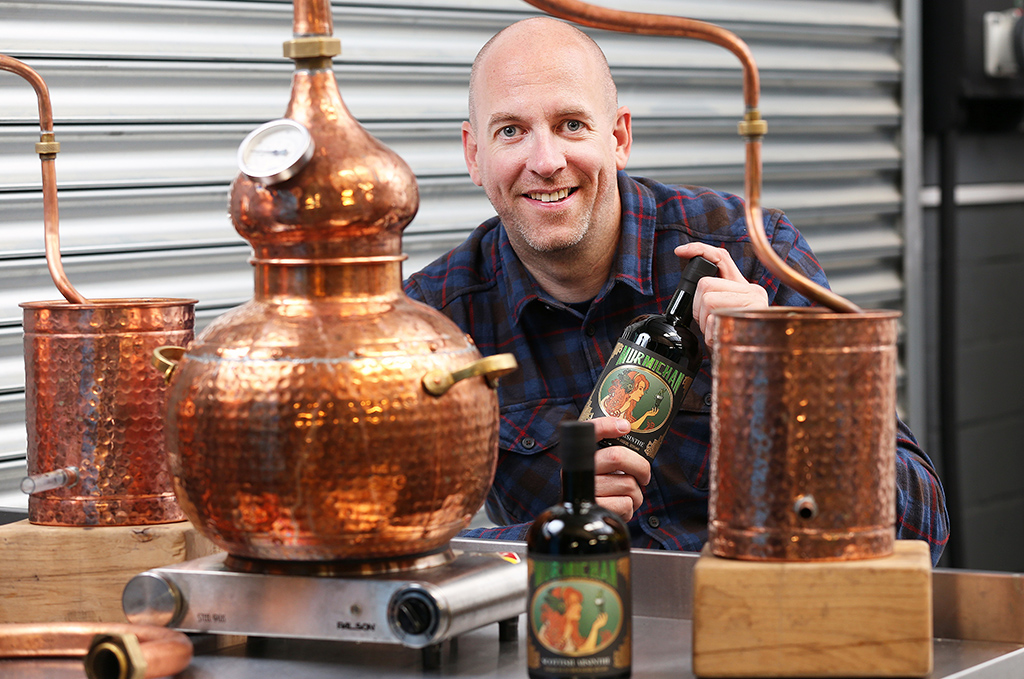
[674,242,744,282]
[588,416,631,442]
[595,445,651,486]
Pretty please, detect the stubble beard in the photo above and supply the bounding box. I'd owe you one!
[504,210,589,256]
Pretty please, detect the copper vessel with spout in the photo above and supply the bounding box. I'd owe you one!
[709,308,899,560]
[520,0,899,561]
[2,54,196,527]
[157,0,515,564]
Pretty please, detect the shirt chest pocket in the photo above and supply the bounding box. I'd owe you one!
[499,397,580,455]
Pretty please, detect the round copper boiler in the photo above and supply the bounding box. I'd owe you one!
[22,298,196,526]
[709,308,899,561]
[159,9,511,563]
[163,282,504,562]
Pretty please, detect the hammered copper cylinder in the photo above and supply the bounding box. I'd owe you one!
[21,299,195,526]
[708,307,900,561]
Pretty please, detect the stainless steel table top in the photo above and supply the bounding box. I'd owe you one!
[3,538,1023,678]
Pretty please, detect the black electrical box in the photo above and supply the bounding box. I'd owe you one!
[923,0,1024,131]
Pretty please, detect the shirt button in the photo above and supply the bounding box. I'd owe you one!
[647,515,661,529]
[585,326,596,337]
[703,392,713,407]
[522,437,536,450]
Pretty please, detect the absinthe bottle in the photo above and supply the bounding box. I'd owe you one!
[526,421,631,679]
[579,255,718,460]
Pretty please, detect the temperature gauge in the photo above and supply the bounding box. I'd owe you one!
[237,118,315,184]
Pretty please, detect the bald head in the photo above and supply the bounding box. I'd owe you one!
[467,17,618,131]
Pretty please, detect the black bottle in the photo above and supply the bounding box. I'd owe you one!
[579,256,718,460]
[526,421,631,679]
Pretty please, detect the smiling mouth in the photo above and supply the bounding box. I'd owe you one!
[525,187,576,203]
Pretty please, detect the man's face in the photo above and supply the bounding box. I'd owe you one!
[462,30,631,257]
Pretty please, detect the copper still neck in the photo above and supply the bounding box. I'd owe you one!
[254,259,404,303]
[231,0,417,276]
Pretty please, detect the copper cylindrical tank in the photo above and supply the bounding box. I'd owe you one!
[709,308,900,561]
[22,299,196,526]
[159,3,513,564]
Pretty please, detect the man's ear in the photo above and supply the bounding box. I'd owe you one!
[613,106,632,171]
[462,121,483,186]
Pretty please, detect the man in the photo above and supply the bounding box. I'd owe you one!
[404,17,949,564]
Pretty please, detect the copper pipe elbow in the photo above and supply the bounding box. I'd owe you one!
[0,54,89,305]
[0,623,193,679]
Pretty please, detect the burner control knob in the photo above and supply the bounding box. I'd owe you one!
[388,586,443,647]
[122,572,183,627]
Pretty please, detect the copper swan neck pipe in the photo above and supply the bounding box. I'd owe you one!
[0,55,89,305]
[521,0,862,314]
[293,0,333,36]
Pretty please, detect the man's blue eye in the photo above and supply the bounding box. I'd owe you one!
[500,126,517,137]
[566,120,582,131]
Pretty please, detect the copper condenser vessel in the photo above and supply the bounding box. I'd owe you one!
[156,0,515,565]
[709,308,900,561]
[2,54,196,527]
[23,300,195,526]
[514,1,896,562]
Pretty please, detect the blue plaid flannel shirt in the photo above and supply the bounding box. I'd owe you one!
[404,171,949,565]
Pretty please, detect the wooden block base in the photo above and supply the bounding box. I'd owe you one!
[0,519,219,624]
[692,540,933,678]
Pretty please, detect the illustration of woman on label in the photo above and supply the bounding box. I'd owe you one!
[599,370,663,432]
[537,585,610,655]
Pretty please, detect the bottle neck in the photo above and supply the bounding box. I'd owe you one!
[562,466,595,507]
[664,286,697,326]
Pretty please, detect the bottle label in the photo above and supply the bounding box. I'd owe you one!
[579,339,694,459]
[527,553,631,677]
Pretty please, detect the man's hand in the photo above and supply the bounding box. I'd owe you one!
[588,417,652,522]
[673,242,768,343]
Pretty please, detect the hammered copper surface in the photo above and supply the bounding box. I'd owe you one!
[22,299,195,526]
[709,308,899,561]
[162,0,506,563]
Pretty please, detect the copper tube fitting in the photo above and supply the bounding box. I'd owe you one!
[0,623,193,679]
[0,54,88,305]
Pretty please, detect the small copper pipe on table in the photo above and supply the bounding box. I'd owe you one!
[0,55,88,305]
[0,623,193,679]
[521,0,861,314]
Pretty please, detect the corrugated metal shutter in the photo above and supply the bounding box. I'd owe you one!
[0,0,909,506]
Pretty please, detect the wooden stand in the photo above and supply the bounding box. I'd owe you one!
[0,519,218,624]
[692,540,933,678]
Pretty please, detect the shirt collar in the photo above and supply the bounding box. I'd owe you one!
[499,170,657,324]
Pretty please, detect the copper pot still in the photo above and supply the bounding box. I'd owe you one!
[157,0,515,564]
[709,308,900,561]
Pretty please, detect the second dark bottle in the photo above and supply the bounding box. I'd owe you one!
[526,420,631,679]
[579,255,718,460]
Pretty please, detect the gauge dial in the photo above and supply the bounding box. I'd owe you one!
[237,118,315,185]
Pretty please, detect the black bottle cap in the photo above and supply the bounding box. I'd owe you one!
[560,421,595,472]
[681,255,719,285]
